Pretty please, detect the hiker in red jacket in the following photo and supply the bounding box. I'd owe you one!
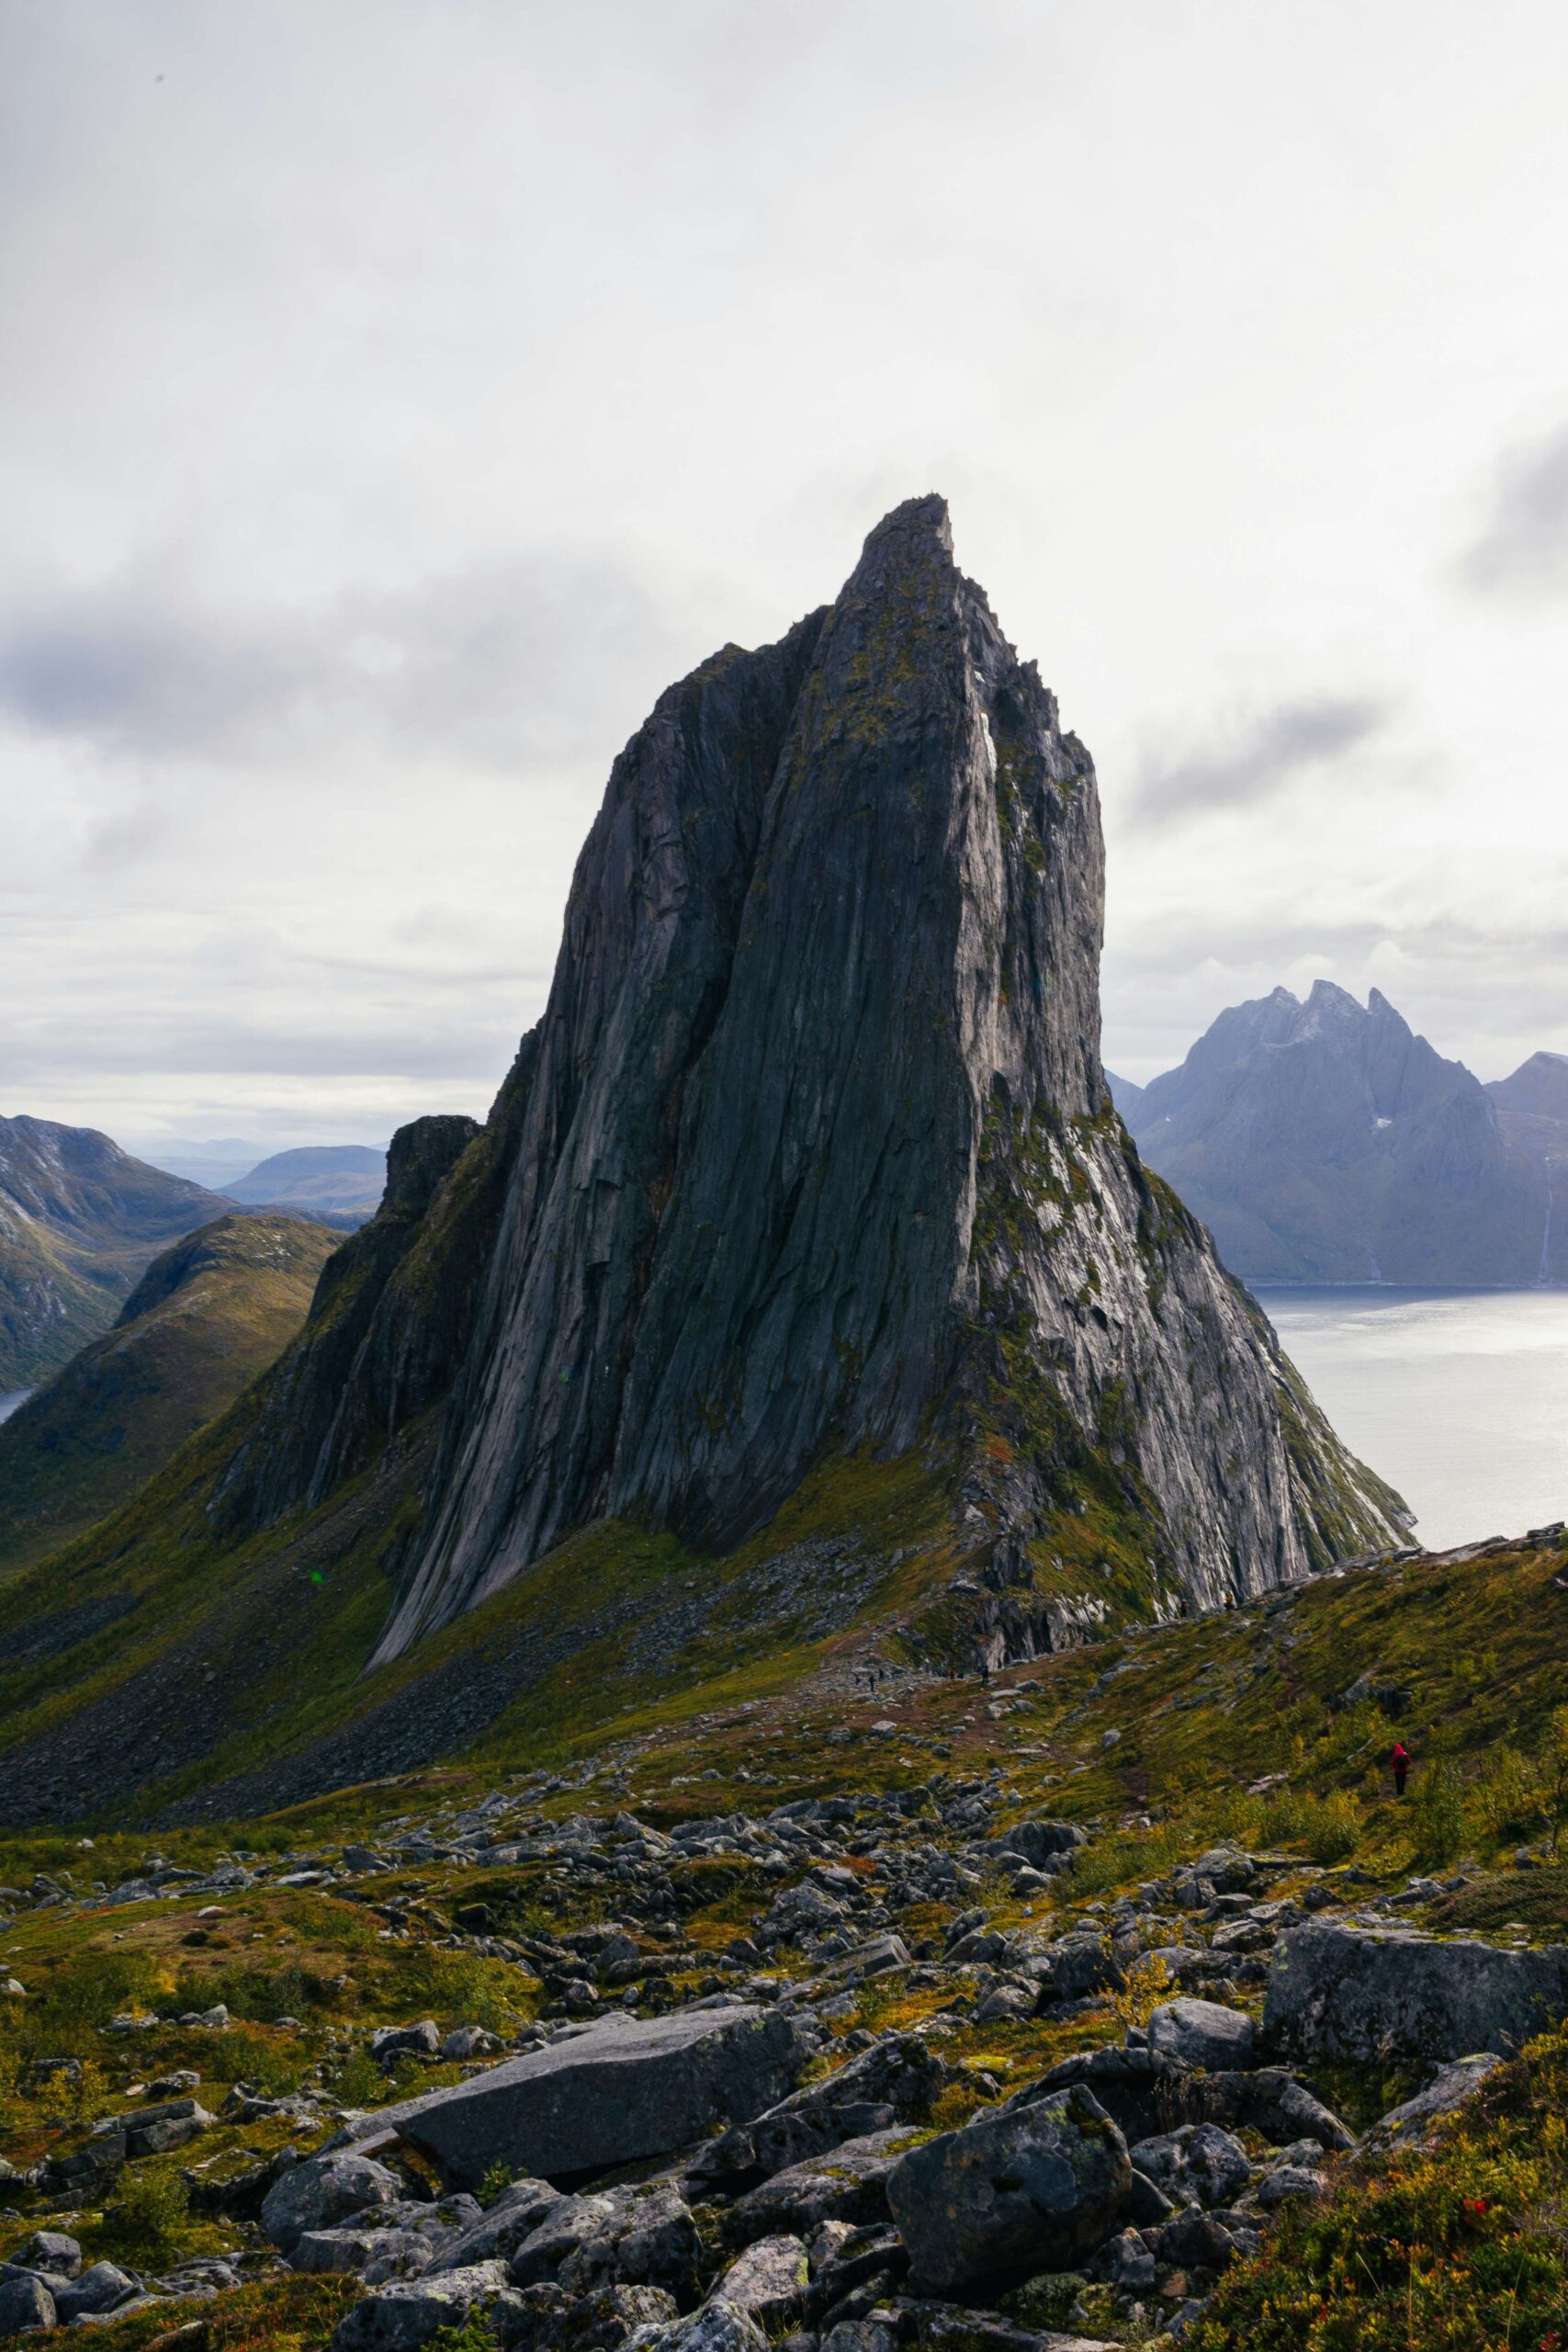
[1392,1740,1410,1798]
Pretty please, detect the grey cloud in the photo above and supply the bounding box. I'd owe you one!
[1130,695,1390,824]
[0,551,709,772]
[1460,422,1568,598]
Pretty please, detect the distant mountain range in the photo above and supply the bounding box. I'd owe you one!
[1114,983,1567,1284]
[0,1117,233,1388]
[220,1143,387,1217]
[0,1211,338,1579]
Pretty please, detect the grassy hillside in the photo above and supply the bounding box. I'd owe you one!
[0,1116,231,1386]
[0,1518,1564,2346]
[0,1215,339,1581]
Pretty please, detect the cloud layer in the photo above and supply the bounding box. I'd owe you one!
[3,0,1567,1145]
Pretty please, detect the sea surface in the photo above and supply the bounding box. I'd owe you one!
[1254,1285,1568,1551]
[0,1388,30,1424]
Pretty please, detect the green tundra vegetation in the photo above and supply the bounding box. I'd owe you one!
[0,1519,1564,2347]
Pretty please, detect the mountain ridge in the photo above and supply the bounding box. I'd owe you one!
[0,1116,234,1387]
[1126,980,1560,1283]
[0,1210,338,1581]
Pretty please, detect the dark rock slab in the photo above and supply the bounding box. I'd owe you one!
[1263,1923,1568,2064]
[886,2086,1131,2296]
[346,2004,808,2191]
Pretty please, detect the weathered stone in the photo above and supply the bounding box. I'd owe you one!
[714,2233,810,2322]
[1007,2046,1185,2146]
[12,2230,80,2278]
[1032,1936,1123,2007]
[556,2182,703,2301]
[329,2259,519,2350]
[51,2260,138,2322]
[362,2235,442,2288]
[1263,1924,1568,2064]
[261,2153,401,2253]
[648,2302,772,2352]
[1126,2124,1250,2210]
[987,1819,1087,1871]
[426,2176,565,2272]
[351,2004,807,2192]
[886,2086,1132,2295]
[294,2227,432,2278]
[1145,1999,1255,2072]
[372,2019,441,2061]
[1193,2067,1355,2153]
[1153,2208,1238,2273]
[514,2282,678,2352]
[728,2131,921,2243]
[1368,2052,1506,2145]
[0,2272,56,2334]
[697,2032,943,2183]
[1254,2164,1327,2209]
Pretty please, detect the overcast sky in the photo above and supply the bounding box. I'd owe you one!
[5,0,1568,1152]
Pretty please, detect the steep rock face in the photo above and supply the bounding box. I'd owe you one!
[1127,983,1551,1283]
[355,498,1404,1655]
[0,1118,231,1387]
[209,1114,484,1531]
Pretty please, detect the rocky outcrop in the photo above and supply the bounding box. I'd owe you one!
[1127,982,1557,1283]
[209,1113,485,1532]
[0,1115,230,1387]
[1263,1921,1568,2062]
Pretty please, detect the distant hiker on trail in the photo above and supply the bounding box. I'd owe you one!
[1392,1740,1410,1797]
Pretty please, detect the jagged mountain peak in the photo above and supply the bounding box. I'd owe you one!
[197,498,1400,1668]
[1130,982,1553,1283]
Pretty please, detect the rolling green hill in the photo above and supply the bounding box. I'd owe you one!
[0,1213,340,1582]
[0,1115,232,1387]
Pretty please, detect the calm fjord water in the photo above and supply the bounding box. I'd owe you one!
[0,1390,29,1423]
[1255,1286,1568,1551]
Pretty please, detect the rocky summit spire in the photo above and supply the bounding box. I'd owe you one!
[220,497,1408,1664]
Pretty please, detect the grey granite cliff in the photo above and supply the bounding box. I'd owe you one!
[217,498,1408,1662]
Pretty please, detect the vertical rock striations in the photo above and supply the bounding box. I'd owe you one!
[217,498,1407,1664]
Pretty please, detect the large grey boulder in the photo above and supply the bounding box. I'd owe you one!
[1264,1923,1568,2063]
[886,2086,1132,2294]
[345,2005,807,2191]
[329,2259,519,2350]
[1195,2067,1355,2153]
[1146,1997,1255,2071]
[0,2271,56,2334]
[51,2261,138,2321]
[13,2231,80,2278]
[261,2152,402,2252]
